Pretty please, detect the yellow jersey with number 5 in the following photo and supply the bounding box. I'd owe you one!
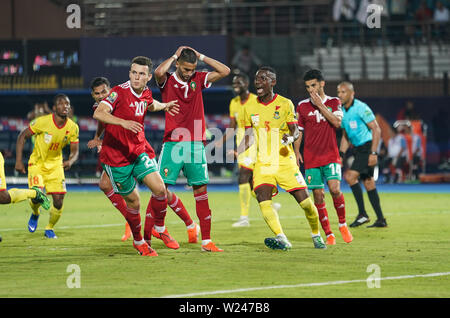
[244,94,297,165]
[28,114,79,170]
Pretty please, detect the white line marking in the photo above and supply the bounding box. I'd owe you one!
[161,271,450,298]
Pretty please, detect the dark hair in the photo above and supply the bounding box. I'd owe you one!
[90,77,110,90]
[303,69,324,82]
[257,66,277,81]
[234,73,249,84]
[131,56,153,72]
[53,93,69,106]
[178,48,198,64]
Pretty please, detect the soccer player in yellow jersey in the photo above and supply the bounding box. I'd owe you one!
[15,94,79,239]
[237,66,326,250]
[216,73,281,227]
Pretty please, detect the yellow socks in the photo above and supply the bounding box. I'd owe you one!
[299,197,320,236]
[259,200,283,235]
[8,188,36,204]
[45,205,63,230]
[29,199,41,216]
[238,183,251,217]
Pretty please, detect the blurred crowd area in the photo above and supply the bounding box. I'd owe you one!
[0,0,449,182]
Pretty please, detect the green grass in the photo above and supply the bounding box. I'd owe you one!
[0,190,449,298]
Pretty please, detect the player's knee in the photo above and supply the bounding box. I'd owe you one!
[0,191,11,204]
[53,200,63,210]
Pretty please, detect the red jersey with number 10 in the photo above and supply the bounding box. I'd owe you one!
[99,81,155,167]
[297,96,343,169]
[158,71,211,142]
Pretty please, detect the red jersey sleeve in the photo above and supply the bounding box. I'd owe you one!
[296,102,305,130]
[197,71,212,90]
[100,87,120,112]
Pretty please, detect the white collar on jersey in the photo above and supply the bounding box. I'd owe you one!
[172,71,191,86]
[126,80,148,98]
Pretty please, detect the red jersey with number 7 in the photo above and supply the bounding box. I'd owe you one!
[99,81,155,167]
[297,96,343,169]
[158,71,211,142]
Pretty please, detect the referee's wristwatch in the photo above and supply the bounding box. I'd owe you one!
[370,151,378,156]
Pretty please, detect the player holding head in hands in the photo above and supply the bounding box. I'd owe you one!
[93,56,180,256]
[154,46,230,252]
[294,69,353,245]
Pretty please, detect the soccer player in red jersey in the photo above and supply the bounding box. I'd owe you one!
[154,46,230,252]
[89,77,199,246]
[93,56,180,256]
[88,77,133,242]
[294,69,353,245]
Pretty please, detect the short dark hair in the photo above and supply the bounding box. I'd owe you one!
[131,56,153,72]
[178,48,197,64]
[303,69,324,82]
[53,93,69,106]
[90,77,110,90]
[257,66,277,80]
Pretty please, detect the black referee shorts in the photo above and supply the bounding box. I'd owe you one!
[350,141,374,180]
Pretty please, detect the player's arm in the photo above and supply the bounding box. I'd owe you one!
[310,92,342,128]
[148,99,180,116]
[281,122,300,146]
[154,46,186,86]
[188,47,230,83]
[215,116,236,148]
[339,129,351,164]
[367,119,381,167]
[293,129,304,167]
[93,102,143,134]
[63,142,79,171]
[87,121,105,152]
[15,127,33,174]
[236,127,254,156]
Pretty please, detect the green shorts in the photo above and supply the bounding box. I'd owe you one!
[158,141,209,186]
[305,162,341,189]
[102,153,159,195]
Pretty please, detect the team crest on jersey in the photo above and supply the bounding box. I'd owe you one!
[106,91,118,104]
[307,175,312,184]
[190,81,197,91]
[273,111,280,119]
[44,132,52,144]
[115,182,123,190]
[251,114,260,126]
[164,168,169,177]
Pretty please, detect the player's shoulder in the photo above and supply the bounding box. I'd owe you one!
[66,118,79,132]
[33,113,53,125]
[326,96,341,106]
[296,98,311,109]
[274,94,293,106]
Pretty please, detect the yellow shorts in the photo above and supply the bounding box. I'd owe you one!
[28,162,67,194]
[253,160,307,196]
[0,152,6,191]
[237,146,256,171]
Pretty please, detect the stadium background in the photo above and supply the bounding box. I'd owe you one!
[0,0,449,186]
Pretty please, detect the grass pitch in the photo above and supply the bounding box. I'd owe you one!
[0,188,449,299]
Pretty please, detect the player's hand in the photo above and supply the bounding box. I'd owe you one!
[175,46,188,57]
[281,134,294,146]
[164,100,180,116]
[15,161,26,174]
[63,160,73,171]
[368,154,378,167]
[87,139,102,153]
[121,120,143,134]
[227,149,238,159]
[295,152,303,167]
[309,91,323,107]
